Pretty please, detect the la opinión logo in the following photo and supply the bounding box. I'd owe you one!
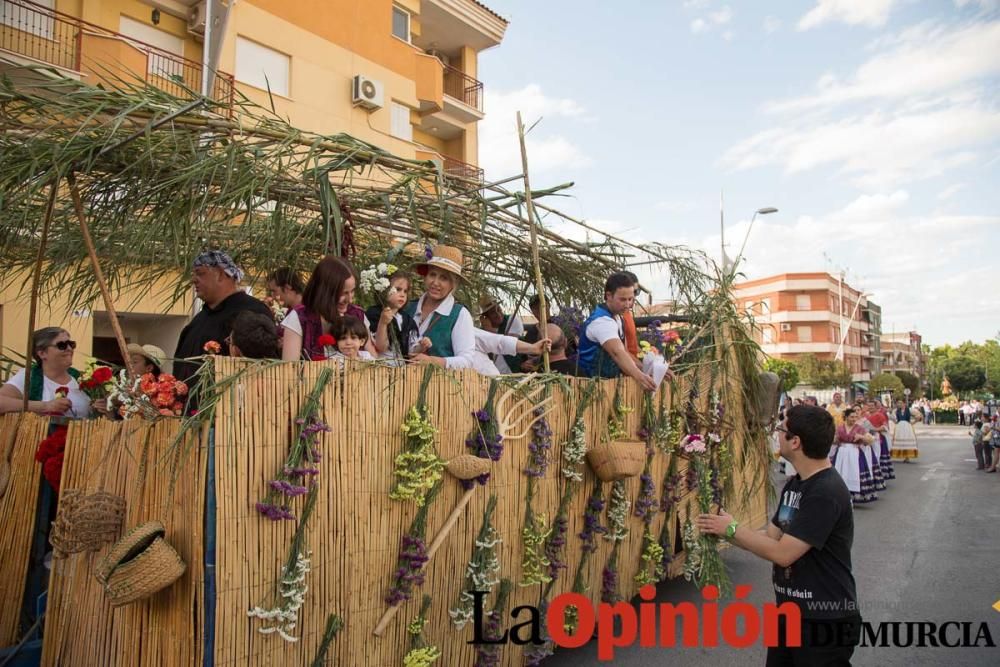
[468,584,800,660]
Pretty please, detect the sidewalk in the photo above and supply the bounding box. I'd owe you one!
[913,423,972,438]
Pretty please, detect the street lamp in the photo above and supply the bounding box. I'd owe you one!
[731,206,778,273]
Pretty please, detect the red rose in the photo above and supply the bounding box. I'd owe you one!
[92,366,113,383]
[55,386,69,398]
[317,334,336,348]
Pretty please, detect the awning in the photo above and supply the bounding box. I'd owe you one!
[852,382,869,391]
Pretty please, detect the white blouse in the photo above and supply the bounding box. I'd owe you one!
[4,368,91,418]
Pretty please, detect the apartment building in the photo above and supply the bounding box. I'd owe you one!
[733,273,875,383]
[0,0,505,362]
[881,331,925,380]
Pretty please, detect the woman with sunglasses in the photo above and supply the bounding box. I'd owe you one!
[0,327,91,418]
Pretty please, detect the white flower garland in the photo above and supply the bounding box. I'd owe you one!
[561,417,587,482]
[449,526,501,628]
[247,550,312,642]
[603,480,630,542]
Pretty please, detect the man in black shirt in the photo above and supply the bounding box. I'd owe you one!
[698,404,860,666]
[543,324,581,376]
[173,250,273,385]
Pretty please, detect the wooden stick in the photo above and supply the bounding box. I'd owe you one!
[66,172,133,376]
[372,486,476,637]
[516,112,550,373]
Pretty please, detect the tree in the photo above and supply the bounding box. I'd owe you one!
[765,358,800,393]
[870,373,905,395]
[942,356,986,395]
[797,354,852,389]
[894,370,921,398]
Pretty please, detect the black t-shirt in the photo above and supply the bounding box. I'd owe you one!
[173,291,273,384]
[771,467,857,619]
[549,357,582,376]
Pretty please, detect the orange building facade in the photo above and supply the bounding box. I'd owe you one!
[733,272,882,383]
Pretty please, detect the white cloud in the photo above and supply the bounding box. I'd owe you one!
[798,0,899,31]
[690,5,734,35]
[770,21,1000,111]
[704,199,1000,344]
[954,0,1000,11]
[936,183,967,200]
[479,84,593,178]
[721,105,1000,188]
[722,30,735,41]
[763,16,782,33]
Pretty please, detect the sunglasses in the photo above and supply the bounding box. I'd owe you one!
[774,425,794,437]
[51,340,77,351]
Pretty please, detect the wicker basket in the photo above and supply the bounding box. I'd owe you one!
[96,520,165,585]
[104,536,186,607]
[586,439,646,482]
[50,489,125,558]
[445,454,491,480]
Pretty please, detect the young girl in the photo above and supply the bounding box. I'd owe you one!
[366,271,419,365]
[333,317,375,362]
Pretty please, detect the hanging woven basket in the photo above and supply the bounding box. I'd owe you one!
[50,489,125,559]
[586,439,646,482]
[445,454,491,480]
[95,520,186,606]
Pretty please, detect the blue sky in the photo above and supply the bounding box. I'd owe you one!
[477,0,1000,346]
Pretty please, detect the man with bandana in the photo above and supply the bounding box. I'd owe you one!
[173,250,273,385]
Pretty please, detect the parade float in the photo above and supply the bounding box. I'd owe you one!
[0,70,776,665]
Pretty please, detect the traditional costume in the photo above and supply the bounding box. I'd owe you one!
[832,423,877,503]
[891,406,919,461]
[868,407,895,480]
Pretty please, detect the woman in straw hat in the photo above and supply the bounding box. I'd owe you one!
[404,245,479,370]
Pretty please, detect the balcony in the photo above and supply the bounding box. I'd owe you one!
[1,0,234,109]
[442,155,484,183]
[443,64,483,115]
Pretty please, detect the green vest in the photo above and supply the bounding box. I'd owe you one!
[28,364,81,401]
[405,299,466,358]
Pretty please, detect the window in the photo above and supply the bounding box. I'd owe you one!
[119,16,186,79]
[744,301,754,314]
[235,36,290,97]
[2,0,55,39]
[760,298,771,314]
[797,326,812,342]
[762,329,773,344]
[391,5,410,42]
[795,294,810,311]
[390,102,412,141]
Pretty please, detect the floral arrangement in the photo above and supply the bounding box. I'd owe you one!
[550,306,585,343]
[450,495,501,628]
[78,358,114,400]
[203,340,221,354]
[634,527,665,586]
[389,405,445,506]
[681,517,702,582]
[520,407,553,587]
[561,416,587,482]
[637,321,683,357]
[462,384,502,489]
[605,387,633,442]
[359,262,398,305]
[261,295,288,324]
[563,482,607,633]
[472,578,513,667]
[248,485,319,642]
[681,427,733,596]
[256,369,332,521]
[386,482,442,606]
[109,369,186,418]
[310,333,337,361]
[403,595,441,667]
[600,479,630,603]
[522,598,555,666]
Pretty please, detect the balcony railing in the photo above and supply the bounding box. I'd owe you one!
[442,155,484,183]
[443,64,483,112]
[1,0,234,109]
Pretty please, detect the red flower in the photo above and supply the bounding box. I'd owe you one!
[92,366,113,383]
[55,386,69,398]
[155,391,174,408]
[203,341,221,354]
[317,334,336,348]
[310,353,326,361]
[174,381,188,396]
[159,373,176,385]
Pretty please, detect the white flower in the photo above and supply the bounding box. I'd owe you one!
[277,628,299,643]
[377,262,387,273]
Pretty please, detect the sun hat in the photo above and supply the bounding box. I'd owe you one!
[414,244,465,282]
[477,294,500,317]
[126,343,171,374]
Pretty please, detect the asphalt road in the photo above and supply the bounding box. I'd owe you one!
[543,426,1000,666]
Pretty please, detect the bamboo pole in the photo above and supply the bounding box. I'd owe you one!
[66,172,133,375]
[516,112,550,373]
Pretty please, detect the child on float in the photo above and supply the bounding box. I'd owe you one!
[332,317,375,362]
[367,270,419,365]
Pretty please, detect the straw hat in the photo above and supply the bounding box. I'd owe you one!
[414,244,466,282]
[477,294,499,317]
[126,343,170,374]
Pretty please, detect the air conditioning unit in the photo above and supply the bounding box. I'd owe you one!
[780,323,792,332]
[352,75,384,110]
[188,1,207,36]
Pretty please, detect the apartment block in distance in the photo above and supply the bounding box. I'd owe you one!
[881,331,925,381]
[733,273,876,384]
[0,0,506,363]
